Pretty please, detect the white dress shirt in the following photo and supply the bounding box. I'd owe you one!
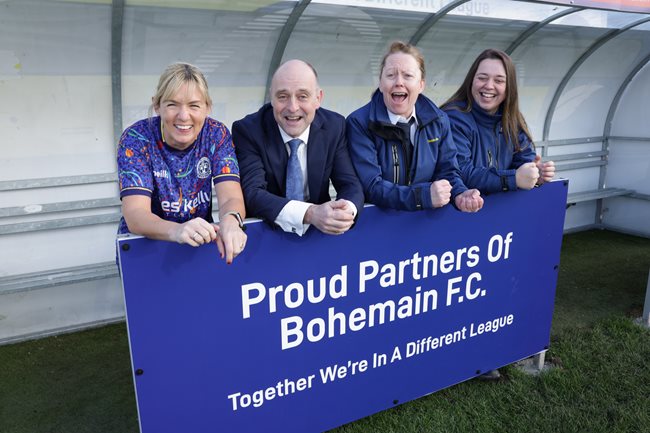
[274,127,313,235]
[274,125,357,236]
[387,107,418,144]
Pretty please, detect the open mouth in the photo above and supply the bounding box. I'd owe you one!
[479,92,496,100]
[285,115,302,123]
[391,92,408,103]
[175,124,192,131]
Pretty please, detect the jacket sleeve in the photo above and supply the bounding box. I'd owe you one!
[433,114,468,199]
[329,117,366,217]
[346,112,434,211]
[232,119,290,223]
[510,131,537,169]
[447,108,512,194]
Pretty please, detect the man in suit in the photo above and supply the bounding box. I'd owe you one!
[232,59,364,236]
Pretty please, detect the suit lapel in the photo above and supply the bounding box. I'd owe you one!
[306,110,326,201]
[263,106,289,194]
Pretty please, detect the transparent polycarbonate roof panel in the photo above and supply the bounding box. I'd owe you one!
[122,1,294,127]
[553,8,648,29]
[611,60,650,137]
[312,0,459,14]
[446,0,572,21]
[509,23,612,140]
[416,16,531,104]
[313,0,569,19]
[636,21,650,31]
[0,0,114,181]
[283,3,429,115]
[548,26,650,140]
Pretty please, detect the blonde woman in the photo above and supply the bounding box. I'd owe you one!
[117,63,247,264]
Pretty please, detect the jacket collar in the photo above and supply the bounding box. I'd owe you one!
[470,100,502,128]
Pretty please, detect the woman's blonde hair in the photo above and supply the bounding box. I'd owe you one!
[151,62,212,113]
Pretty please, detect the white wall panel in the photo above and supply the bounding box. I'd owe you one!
[602,197,650,235]
[0,1,113,181]
[564,201,598,230]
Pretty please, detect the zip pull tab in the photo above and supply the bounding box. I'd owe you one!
[392,143,399,184]
[488,149,493,167]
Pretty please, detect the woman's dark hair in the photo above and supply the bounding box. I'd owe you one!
[442,49,533,151]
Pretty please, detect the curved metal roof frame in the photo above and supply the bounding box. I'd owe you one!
[543,16,650,140]
[263,0,312,104]
[603,52,650,137]
[505,7,584,55]
[409,0,471,46]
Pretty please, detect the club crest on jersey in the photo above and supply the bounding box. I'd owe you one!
[196,157,211,179]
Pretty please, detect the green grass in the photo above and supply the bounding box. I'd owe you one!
[1,229,649,433]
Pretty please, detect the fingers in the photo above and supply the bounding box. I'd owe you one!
[323,218,354,235]
[455,189,483,213]
[330,200,349,210]
[175,218,217,246]
[214,223,248,264]
[307,203,355,235]
[541,161,555,182]
[318,212,354,235]
[534,157,555,185]
[214,227,226,259]
[430,180,452,208]
[516,162,539,190]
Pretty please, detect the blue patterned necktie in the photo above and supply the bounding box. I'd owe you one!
[286,138,304,201]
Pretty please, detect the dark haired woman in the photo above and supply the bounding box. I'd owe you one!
[442,49,554,194]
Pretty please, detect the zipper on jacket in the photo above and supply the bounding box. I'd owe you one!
[397,126,413,185]
[491,125,500,169]
[392,143,399,183]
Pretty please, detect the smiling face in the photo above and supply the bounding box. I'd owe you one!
[471,58,507,115]
[379,52,425,118]
[155,82,210,150]
[270,60,323,138]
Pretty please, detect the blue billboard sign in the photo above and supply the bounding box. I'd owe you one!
[118,180,568,433]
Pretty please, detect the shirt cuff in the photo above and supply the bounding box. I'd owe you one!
[275,200,312,236]
[342,199,357,218]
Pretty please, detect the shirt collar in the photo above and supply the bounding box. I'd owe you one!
[278,125,311,145]
[387,107,418,126]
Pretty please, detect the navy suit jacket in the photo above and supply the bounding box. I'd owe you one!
[232,103,364,225]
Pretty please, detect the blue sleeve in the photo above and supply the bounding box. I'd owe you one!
[232,118,290,222]
[117,125,154,198]
[510,131,537,170]
[432,113,467,199]
[328,118,366,214]
[447,108,511,194]
[346,111,433,211]
[206,119,240,185]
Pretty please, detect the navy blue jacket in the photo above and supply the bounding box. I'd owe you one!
[346,89,467,211]
[232,103,364,224]
[444,101,536,194]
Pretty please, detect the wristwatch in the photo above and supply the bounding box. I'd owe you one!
[224,211,246,231]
